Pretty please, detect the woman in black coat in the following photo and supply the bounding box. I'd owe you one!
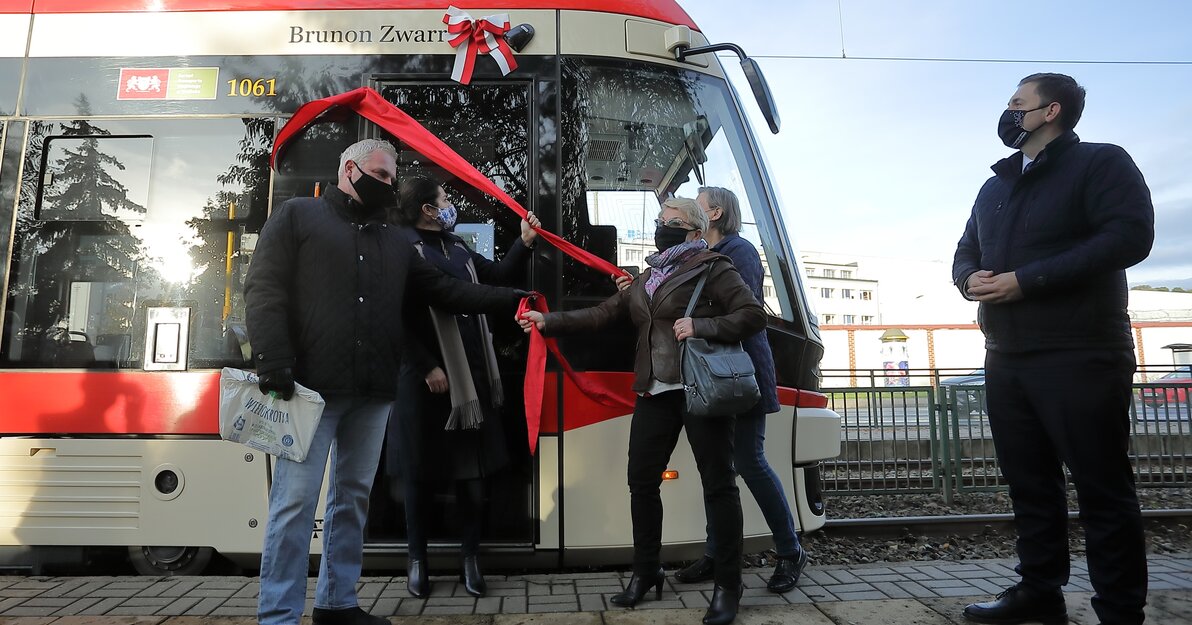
[385,176,538,598]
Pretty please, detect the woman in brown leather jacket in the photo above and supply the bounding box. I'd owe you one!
[518,197,765,625]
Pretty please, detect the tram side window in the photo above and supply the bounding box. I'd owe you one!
[2,117,274,369]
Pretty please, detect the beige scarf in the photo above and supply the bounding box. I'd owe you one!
[413,239,503,430]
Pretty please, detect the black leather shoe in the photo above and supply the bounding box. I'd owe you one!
[460,554,487,597]
[767,548,808,593]
[311,606,389,625]
[610,567,665,607]
[702,584,742,625]
[962,584,1067,624]
[674,555,715,584]
[406,558,430,598]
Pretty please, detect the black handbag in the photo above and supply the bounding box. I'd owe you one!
[679,262,761,418]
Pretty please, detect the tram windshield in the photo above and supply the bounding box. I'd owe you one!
[562,58,798,322]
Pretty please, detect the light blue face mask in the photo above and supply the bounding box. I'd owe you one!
[433,203,458,230]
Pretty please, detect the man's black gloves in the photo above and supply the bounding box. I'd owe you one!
[513,289,537,302]
[259,367,295,401]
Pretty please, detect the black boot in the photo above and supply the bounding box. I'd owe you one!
[406,558,430,599]
[311,606,389,625]
[674,555,715,584]
[767,548,808,593]
[963,584,1067,624]
[460,554,487,598]
[610,567,665,607]
[702,584,742,625]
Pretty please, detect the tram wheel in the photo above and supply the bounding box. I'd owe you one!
[127,545,213,576]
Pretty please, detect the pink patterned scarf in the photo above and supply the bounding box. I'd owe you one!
[644,240,707,299]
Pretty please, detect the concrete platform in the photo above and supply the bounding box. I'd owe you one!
[1,553,1189,624]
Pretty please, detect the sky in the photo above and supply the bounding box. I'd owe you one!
[679,0,1192,285]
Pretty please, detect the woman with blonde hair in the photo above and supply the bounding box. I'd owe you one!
[672,186,808,593]
[519,196,763,625]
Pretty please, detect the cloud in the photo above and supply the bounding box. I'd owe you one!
[1134,198,1192,281]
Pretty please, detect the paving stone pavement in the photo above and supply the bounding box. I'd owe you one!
[0,554,1188,624]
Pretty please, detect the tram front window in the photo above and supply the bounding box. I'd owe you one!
[1,117,273,369]
[561,58,797,323]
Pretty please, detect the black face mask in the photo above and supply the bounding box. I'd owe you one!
[654,224,690,252]
[349,165,396,210]
[997,104,1050,149]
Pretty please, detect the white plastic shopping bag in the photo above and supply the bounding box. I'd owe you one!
[218,367,325,462]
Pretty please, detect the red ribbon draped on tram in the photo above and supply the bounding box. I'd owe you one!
[270,87,634,454]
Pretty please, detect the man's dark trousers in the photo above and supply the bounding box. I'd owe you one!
[985,348,1147,625]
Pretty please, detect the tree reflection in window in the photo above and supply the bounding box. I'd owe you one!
[379,83,530,232]
[3,106,272,369]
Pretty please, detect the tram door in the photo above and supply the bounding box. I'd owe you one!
[363,81,537,551]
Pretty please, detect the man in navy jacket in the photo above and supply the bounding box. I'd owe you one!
[953,73,1154,625]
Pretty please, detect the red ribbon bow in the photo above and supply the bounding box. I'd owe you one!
[443,6,518,85]
[270,87,633,454]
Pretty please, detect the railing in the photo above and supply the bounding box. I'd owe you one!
[818,367,1192,504]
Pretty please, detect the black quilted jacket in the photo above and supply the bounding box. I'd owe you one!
[244,186,517,398]
[953,131,1154,353]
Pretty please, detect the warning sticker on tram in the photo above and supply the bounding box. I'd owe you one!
[118,67,220,100]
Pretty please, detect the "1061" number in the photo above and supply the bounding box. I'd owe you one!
[226,78,278,97]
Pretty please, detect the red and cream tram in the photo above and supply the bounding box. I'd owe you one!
[0,0,840,574]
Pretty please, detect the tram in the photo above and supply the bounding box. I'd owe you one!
[0,0,840,574]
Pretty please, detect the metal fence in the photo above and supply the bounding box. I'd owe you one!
[818,368,1192,503]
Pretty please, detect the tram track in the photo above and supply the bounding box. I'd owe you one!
[823,508,1192,539]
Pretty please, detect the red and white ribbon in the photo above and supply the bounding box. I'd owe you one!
[443,6,518,85]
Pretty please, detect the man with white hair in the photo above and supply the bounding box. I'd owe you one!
[247,139,524,625]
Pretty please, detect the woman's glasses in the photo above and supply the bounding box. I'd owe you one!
[654,218,696,230]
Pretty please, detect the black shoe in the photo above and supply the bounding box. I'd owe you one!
[962,584,1067,624]
[674,555,715,584]
[406,558,430,599]
[767,548,808,593]
[610,567,665,607]
[459,554,487,598]
[702,584,742,625]
[311,606,389,625]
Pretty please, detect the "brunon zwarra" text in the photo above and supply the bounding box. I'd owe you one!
[289,25,450,44]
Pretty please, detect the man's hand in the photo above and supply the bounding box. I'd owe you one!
[425,367,449,394]
[521,211,541,246]
[613,274,632,292]
[968,270,1024,304]
[518,310,545,333]
[259,367,295,401]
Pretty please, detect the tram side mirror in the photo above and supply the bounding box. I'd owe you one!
[505,24,535,52]
[740,58,781,134]
[665,26,782,134]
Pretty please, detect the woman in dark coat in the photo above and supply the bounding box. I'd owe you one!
[386,176,539,599]
[518,197,765,625]
[672,186,807,592]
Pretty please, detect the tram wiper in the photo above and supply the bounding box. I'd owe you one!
[664,26,782,135]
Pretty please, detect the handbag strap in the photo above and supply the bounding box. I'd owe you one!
[683,260,717,318]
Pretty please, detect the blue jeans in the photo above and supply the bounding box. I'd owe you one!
[257,397,391,625]
[705,402,801,558]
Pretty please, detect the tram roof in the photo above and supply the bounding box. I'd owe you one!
[0,0,699,29]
